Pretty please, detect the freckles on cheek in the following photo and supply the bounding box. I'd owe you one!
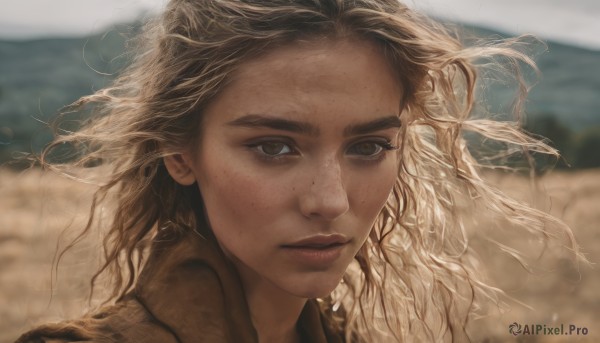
[209,167,281,216]
[358,167,397,210]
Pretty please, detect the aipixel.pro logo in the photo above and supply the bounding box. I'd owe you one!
[509,322,589,337]
[509,322,522,336]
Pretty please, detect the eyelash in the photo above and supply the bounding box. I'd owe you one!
[245,138,398,163]
[246,140,298,162]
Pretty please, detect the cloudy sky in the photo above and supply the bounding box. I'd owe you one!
[1,0,599,50]
[0,0,165,38]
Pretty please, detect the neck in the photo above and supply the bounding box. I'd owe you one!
[236,264,307,343]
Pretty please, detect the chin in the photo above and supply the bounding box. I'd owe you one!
[284,273,345,299]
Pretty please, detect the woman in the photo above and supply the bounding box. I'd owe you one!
[16,0,581,342]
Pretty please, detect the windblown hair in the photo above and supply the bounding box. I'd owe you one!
[39,0,581,341]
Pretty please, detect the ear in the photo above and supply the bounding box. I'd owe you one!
[164,153,196,186]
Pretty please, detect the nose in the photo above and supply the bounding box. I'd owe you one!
[299,158,350,221]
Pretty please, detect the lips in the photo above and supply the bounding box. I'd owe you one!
[282,234,349,249]
[281,234,350,267]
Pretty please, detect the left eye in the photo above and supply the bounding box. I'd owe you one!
[255,142,293,156]
[347,141,384,156]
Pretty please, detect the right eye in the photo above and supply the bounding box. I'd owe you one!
[245,138,300,163]
[254,142,294,156]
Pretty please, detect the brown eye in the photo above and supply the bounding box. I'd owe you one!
[348,142,383,156]
[257,142,292,156]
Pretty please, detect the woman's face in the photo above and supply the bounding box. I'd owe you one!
[184,37,402,298]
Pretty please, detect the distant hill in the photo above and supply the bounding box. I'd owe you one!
[0,29,129,163]
[461,25,600,131]
[0,23,599,165]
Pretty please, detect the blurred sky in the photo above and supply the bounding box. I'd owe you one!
[1,0,599,50]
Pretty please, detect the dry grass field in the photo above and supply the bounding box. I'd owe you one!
[1,168,598,342]
[467,170,600,342]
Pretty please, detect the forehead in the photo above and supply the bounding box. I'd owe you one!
[202,36,403,128]
[234,37,400,95]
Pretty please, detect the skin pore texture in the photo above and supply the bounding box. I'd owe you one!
[165,37,403,343]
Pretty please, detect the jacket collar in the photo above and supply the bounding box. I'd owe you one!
[134,225,342,343]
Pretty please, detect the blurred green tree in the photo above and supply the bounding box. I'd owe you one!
[524,114,573,169]
[574,127,600,169]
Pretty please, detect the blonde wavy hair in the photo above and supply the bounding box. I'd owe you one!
[38,0,582,341]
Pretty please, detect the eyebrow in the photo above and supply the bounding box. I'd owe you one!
[227,114,319,136]
[343,115,402,136]
[226,114,401,137]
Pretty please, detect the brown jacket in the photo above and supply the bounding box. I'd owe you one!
[15,226,345,343]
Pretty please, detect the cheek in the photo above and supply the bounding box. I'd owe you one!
[347,163,398,241]
[355,161,398,211]
[196,155,289,234]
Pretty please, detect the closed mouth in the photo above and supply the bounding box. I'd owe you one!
[283,242,346,249]
[282,234,350,249]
